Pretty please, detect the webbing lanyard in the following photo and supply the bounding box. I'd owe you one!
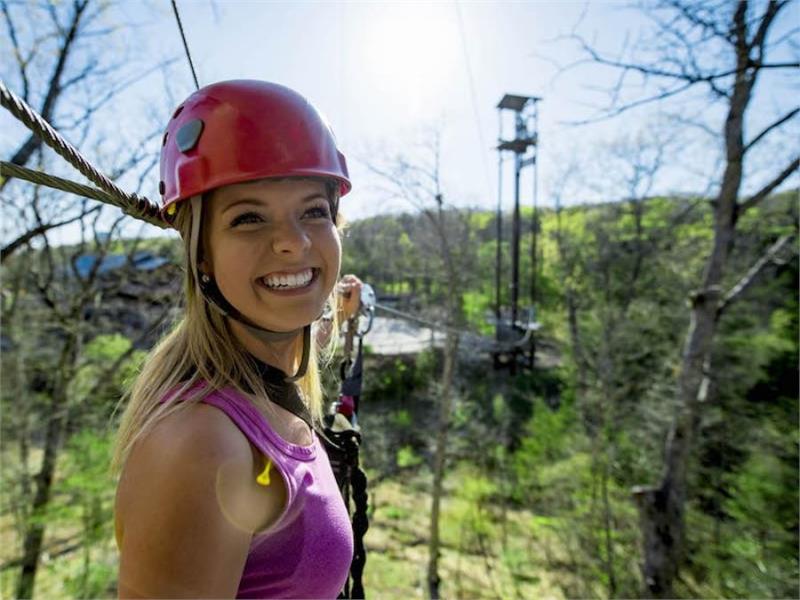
[325,284,374,599]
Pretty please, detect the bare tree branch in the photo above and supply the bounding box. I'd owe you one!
[661,0,734,43]
[738,156,800,214]
[56,58,179,132]
[6,0,90,170]
[2,0,30,101]
[556,0,798,125]
[744,106,799,153]
[0,205,100,263]
[717,233,795,315]
[749,0,787,56]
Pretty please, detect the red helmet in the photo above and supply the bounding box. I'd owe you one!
[159,80,351,224]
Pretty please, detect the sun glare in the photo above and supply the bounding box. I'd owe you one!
[360,4,460,117]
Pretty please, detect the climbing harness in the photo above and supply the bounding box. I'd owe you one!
[322,283,375,600]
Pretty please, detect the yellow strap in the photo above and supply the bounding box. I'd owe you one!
[256,457,273,486]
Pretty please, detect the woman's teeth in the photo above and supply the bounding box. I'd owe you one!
[262,269,314,289]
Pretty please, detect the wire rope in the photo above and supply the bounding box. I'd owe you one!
[373,301,532,352]
[170,0,200,91]
[454,0,493,201]
[0,80,163,226]
[374,302,459,333]
[2,161,137,212]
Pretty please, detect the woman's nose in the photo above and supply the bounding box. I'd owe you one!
[271,219,311,255]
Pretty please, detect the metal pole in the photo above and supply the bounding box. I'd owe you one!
[495,110,503,340]
[530,103,540,370]
[529,109,538,369]
[530,127,537,311]
[511,149,521,333]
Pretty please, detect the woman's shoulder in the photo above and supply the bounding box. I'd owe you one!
[117,402,256,518]
[116,401,267,535]
[150,399,251,461]
[115,402,267,597]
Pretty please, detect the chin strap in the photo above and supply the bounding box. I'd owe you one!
[189,195,310,381]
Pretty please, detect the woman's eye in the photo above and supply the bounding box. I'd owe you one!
[304,205,331,219]
[230,212,263,227]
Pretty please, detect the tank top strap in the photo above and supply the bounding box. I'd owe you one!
[201,387,317,462]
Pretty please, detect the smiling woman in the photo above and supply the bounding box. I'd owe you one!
[111,80,364,599]
[203,178,342,339]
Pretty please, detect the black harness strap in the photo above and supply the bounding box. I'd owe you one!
[324,332,369,599]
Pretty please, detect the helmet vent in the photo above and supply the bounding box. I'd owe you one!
[172,105,184,119]
[176,119,204,153]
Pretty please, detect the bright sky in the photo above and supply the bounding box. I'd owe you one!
[127,0,662,219]
[2,0,798,242]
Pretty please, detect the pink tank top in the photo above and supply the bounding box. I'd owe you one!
[171,385,354,598]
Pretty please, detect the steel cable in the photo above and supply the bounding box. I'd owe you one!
[373,302,535,350]
[0,80,164,227]
[0,161,166,228]
[170,0,200,91]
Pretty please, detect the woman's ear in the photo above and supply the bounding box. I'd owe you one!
[199,259,212,276]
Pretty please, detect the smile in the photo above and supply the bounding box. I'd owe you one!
[259,268,317,290]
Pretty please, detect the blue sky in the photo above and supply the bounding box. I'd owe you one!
[127,0,667,218]
[2,0,797,242]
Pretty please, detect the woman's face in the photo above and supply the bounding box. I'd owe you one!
[203,178,341,334]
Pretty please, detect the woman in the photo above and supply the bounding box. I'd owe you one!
[112,80,361,599]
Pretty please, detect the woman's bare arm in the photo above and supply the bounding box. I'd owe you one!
[115,404,283,599]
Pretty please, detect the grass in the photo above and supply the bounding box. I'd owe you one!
[364,466,569,599]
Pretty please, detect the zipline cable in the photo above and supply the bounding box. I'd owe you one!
[1,162,122,207]
[454,0,493,201]
[374,302,464,335]
[0,80,165,227]
[170,0,200,91]
[374,301,534,350]
[374,302,496,342]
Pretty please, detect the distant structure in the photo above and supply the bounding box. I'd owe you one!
[494,93,541,374]
[73,251,170,279]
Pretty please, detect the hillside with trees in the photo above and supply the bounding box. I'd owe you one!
[2,190,796,598]
[1,0,797,598]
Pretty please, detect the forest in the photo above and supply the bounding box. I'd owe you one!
[1,1,798,599]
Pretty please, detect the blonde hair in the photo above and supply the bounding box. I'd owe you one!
[110,192,339,475]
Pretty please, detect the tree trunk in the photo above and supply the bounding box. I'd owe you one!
[601,461,617,598]
[426,331,459,600]
[15,334,78,599]
[633,12,753,594]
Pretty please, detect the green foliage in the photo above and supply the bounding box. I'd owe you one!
[382,504,411,520]
[396,445,423,469]
[512,399,577,506]
[391,409,412,428]
[84,333,131,363]
[3,189,796,599]
[462,290,493,335]
[64,562,116,600]
[441,465,498,553]
[44,430,117,599]
[68,334,141,424]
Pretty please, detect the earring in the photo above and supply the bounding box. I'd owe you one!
[200,273,210,284]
